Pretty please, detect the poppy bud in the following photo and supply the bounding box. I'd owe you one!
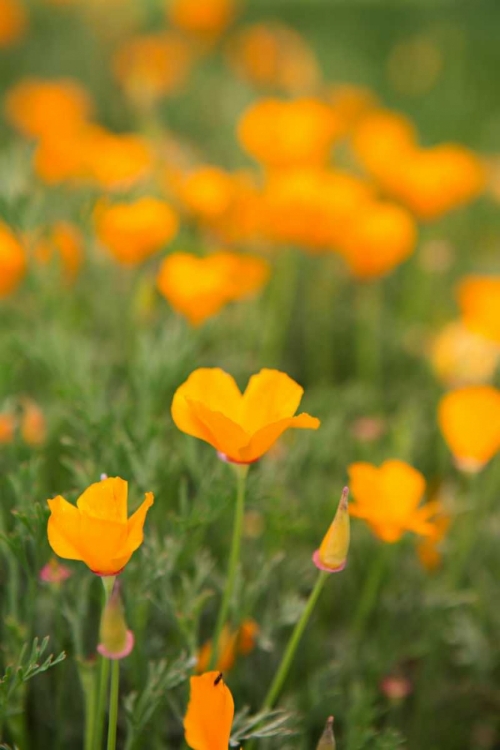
[313,487,350,573]
[97,581,134,660]
[316,716,336,750]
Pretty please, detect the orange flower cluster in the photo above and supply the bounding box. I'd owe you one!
[157,250,269,325]
[95,197,179,265]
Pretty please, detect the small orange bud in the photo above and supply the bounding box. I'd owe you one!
[313,487,350,573]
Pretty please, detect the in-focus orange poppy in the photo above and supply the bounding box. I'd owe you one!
[95,197,178,265]
[0,0,27,47]
[196,618,259,673]
[172,368,320,463]
[0,222,27,297]
[437,386,500,472]
[47,477,154,575]
[336,200,416,279]
[157,251,270,326]
[32,222,83,282]
[348,460,437,543]
[238,97,341,170]
[430,320,499,387]
[4,78,92,140]
[457,275,500,344]
[113,32,195,106]
[184,672,234,750]
[226,22,320,94]
[168,0,236,39]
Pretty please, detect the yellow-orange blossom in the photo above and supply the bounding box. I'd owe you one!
[171,368,320,463]
[47,477,154,575]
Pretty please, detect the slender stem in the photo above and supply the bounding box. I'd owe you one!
[106,660,120,750]
[262,571,328,711]
[209,466,248,669]
[352,543,389,636]
[94,656,110,749]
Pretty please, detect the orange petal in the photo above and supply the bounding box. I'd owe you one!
[126,492,154,551]
[78,514,129,575]
[184,672,234,750]
[47,496,83,561]
[189,399,249,458]
[77,477,128,522]
[240,368,305,431]
[239,412,319,462]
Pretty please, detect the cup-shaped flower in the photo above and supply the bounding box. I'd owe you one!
[47,477,154,576]
[172,368,320,463]
[184,671,234,750]
[348,460,437,542]
[97,580,134,660]
[313,487,350,572]
[438,385,500,472]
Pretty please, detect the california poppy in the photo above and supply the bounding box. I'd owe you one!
[47,477,154,575]
[184,672,234,750]
[172,368,320,463]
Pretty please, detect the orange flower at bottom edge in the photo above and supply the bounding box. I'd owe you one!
[171,367,320,463]
[184,672,234,750]
[348,460,437,543]
[47,477,154,575]
[157,251,270,325]
[438,385,500,472]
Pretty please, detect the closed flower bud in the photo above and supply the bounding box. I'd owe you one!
[313,488,350,573]
[97,581,134,660]
[316,716,336,750]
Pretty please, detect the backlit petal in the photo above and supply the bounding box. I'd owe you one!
[77,477,128,522]
[184,672,234,750]
[126,492,154,551]
[240,368,305,431]
[239,412,319,462]
[190,399,249,458]
[78,514,128,575]
[47,496,83,561]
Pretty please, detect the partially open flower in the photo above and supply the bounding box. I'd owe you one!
[172,368,320,464]
[157,250,270,325]
[47,477,154,575]
[184,672,234,750]
[438,386,500,472]
[349,460,437,542]
[313,487,350,573]
[457,276,500,344]
[97,580,134,660]
[0,222,27,298]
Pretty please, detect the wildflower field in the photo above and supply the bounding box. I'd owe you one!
[1,0,500,748]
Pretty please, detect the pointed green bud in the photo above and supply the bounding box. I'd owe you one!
[316,716,336,750]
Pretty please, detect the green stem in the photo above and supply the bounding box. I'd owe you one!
[352,543,389,636]
[93,577,115,748]
[262,570,328,711]
[106,660,120,750]
[209,466,248,669]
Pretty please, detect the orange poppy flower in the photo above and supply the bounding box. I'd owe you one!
[417,512,450,572]
[438,386,500,472]
[168,0,236,38]
[20,399,47,446]
[430,321,499,387]
[226,22,320,94]
[457,276,500,344]
[337,200,416,279]
[184,672,234,750]
[47,477,154,576]
[32,222,83,282]
[313,487,350,573]
[238,97,341,170]
[0,0,27,47]
[81,126,153,191]
[113,32,195,106]
[95,197,178,265]
[157,251,269,325]
[0,222,27,297]
[179,166,236,221]
[172,368,320,463]
[348,460,437,543]
[196,618,259,673]
[4,78,92,140]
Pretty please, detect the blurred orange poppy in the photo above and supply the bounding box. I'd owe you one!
[457,276,500,344]
[0,412,16,444]
[168,0,236,39]
[172,368,320,463]
[95,197,178,265]
[82,126,154,191]
[0,222,27,297]
[20,399,47,446]
[47,477,154,575]
[438,386,500,472]
[417,512,450,572]
[349,460,437,542]
[0,0,27,47]
[430,320,499,387]
[184,671,234,750]
[196,618,259,673]
[157,251,269,325]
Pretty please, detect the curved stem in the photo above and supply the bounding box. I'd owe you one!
[106,660,120,750]
[262,571,328,711]
[209,466,248,669]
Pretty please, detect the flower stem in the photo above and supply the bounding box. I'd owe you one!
[106,660,120,750]
[209,465,248,669]
[262,570,329,711]
[94,656,110,749]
